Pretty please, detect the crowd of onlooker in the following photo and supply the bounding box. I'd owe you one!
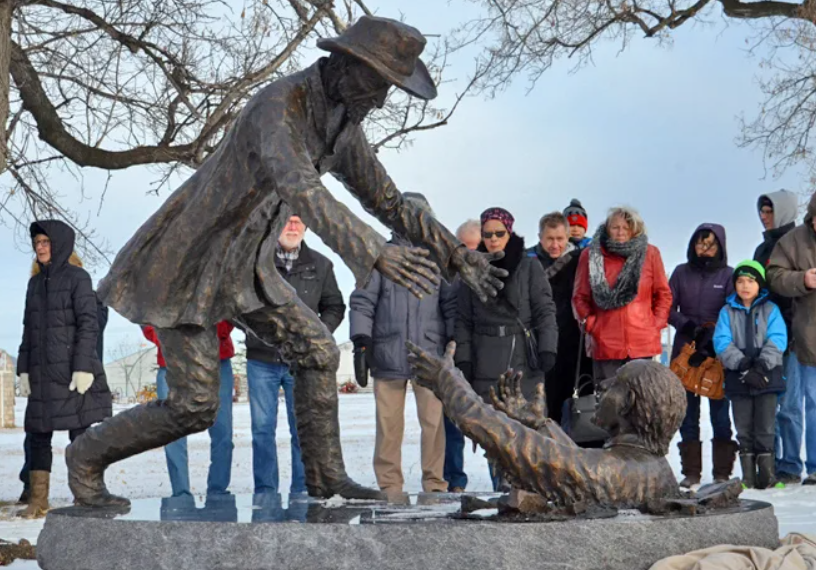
[11,188,816,516]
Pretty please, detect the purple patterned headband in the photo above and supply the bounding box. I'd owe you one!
[480,207,514,234]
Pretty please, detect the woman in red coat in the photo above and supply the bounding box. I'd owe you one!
[573,207,672,381]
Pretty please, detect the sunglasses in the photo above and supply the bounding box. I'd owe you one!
[482,231,507,239]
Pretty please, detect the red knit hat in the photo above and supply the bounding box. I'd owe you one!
[564,199,588,231]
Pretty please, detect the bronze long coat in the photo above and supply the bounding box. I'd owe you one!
[98,59,459,328]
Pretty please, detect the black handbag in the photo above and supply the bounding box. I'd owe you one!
[564,329,609,444]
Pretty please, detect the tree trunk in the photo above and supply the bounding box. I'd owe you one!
[0,0,12,175]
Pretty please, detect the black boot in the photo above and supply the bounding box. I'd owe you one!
[678,441,702,488]
[712,439,739,483]
[17,487,30,505]
[756,454,778,489]
[739,453,756,489]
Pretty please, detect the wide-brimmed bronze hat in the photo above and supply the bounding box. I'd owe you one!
[317,16,437,101]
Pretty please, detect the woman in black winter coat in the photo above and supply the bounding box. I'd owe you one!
[454,207,558,490]
[16,220,112,518]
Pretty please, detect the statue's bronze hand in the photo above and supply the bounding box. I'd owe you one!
[375,245,441,298]
[450,245,508,303]
[407,340,456,392]
[490,370,548,430]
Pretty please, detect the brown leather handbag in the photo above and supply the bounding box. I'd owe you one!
[670,342,725,400]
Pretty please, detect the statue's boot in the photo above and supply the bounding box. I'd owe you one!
[68,326,221,507]
[295,368,385,501]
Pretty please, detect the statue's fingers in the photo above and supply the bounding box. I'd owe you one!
[489,386,505,411]
[394,267,431,297]
[487,265,509,280]
[406,261,441,287]
[444,341,456,362]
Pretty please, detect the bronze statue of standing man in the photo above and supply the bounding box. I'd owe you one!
[67,16,506,507]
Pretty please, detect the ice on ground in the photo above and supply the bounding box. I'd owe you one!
[2,393,815,555]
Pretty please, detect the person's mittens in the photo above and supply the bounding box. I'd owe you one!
[19,373,30,397]
[738,356,753,373]
[539,352,557,375]
[352,336,372,388]
[694,326,715,353]
[680,321,699,340]
[69,372,94,395]
[457,362,473,382]
[688,351,708,368]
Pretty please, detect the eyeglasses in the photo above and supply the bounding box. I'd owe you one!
[34,238,50,248]
[482,231,507,239]
[760,208,774,215]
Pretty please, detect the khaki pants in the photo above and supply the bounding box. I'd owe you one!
[373,378,447,494]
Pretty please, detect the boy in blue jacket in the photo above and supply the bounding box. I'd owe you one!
[714,260,787,489]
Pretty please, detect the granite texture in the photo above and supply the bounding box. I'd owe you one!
[37,497,780,570]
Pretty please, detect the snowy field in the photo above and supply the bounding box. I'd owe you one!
[2,394,816,568]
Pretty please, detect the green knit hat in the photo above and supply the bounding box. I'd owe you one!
[734,259,766,290]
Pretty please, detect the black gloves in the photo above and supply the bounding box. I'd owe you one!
[742,368,769,390]
[539,352,557,375]
[457,362,473,382]
[738,356,753,373]
[352,335,372,388]
[680,321,699,339]
[694,326,715,352]
[688,351,708,368]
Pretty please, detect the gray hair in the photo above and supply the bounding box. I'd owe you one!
[456,219,481,240]
[538,211,569,234]
[606,206,647,238]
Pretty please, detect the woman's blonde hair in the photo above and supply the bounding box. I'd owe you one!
[31,251,83,276]
[606,206,647,238]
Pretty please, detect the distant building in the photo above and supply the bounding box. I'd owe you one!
[104,346,159,403]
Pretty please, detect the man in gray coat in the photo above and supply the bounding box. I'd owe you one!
[350,193,457,499]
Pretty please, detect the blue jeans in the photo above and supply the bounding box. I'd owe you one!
[776,352,804,476]
[246,360,306,495]
[155,359,234,496]
[443,415,467,490]
[679,390,733,442]
[797,363,816,475]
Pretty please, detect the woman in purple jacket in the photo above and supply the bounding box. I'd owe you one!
[669,223,738,488]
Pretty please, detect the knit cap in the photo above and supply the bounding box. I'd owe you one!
[564,199,588,231]
[733,259,766,290]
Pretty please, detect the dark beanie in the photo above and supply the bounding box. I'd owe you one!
[563,199,588,231]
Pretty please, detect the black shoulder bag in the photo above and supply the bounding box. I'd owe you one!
[564,328,609,444]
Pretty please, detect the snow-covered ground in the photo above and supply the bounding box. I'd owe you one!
[2,394,816,568]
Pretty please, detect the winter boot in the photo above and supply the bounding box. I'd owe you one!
[678,441,702,488]
[739,453,756,489]
[17,471,49,519]
[803,472,816,486]
[756,454,779,489]
[712,439,739,483]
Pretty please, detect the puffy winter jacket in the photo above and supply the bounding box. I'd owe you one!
[714,292,787,397]
[455,234,558,399]
[17,220,112,433]
[669,223,734,359]
[349,237,457,380]
[143,321,235,368]
[573,243,672,361]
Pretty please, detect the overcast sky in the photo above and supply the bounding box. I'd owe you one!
[0,0,806,363]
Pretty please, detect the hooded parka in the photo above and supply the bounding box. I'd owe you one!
[17,220,112,433]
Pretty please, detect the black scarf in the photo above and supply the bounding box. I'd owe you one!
[687,230,726,272]
[588,224,648,310]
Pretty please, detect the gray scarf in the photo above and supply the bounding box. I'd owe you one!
[588,224,648,310]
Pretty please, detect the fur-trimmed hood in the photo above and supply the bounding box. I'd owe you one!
[31,251,84,277]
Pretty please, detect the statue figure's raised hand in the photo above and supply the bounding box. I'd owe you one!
[450,246,508,303]
[490,370,548,430]
[407,340,456,392]
[375,244,441,298]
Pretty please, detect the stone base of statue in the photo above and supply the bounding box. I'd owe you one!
[36,493,779,570]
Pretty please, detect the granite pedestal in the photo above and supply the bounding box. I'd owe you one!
[37,493,780,570]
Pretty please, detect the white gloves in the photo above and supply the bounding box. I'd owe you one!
[19,373,30,397]
[69,372,94,395]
